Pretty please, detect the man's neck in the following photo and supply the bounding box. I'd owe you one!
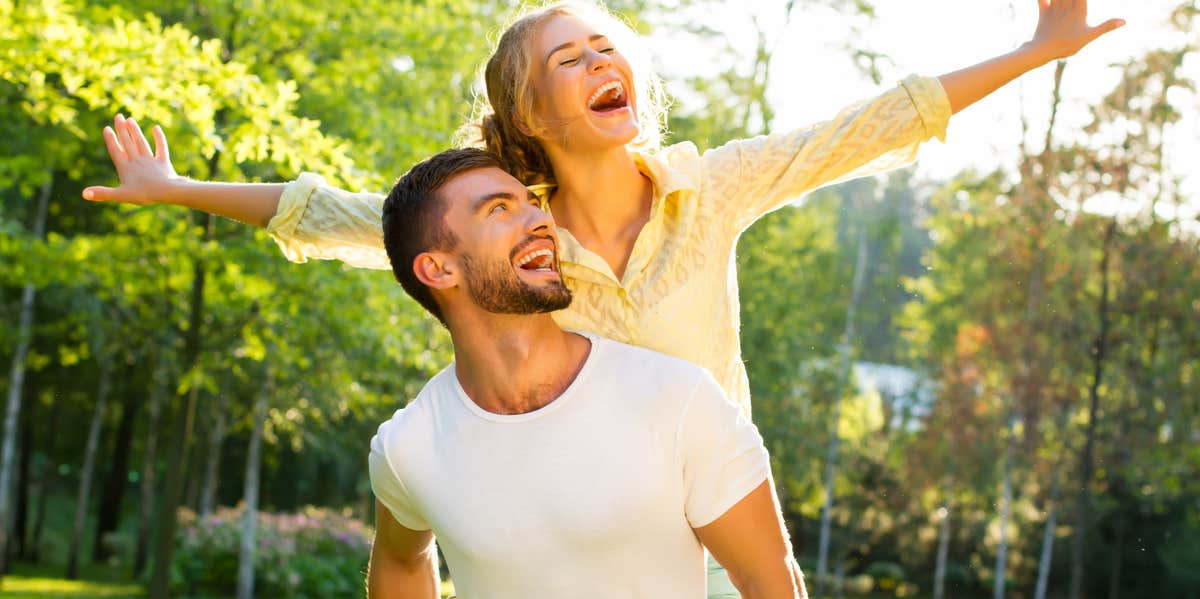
[446,312,591,415]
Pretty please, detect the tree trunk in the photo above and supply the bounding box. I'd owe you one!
[149,212,214,599]
[817,224,870,597]
[199,389,229,518]
[1108,518,1124,599]
[12,386,35,562]
[238,367,272,599]
[1069,218,1117,599]
[29,394,61,565]
[29,472,50,565]
[993,414,1015,599]
[67,352,113,580]
[134,355,169,578]
[0,176,52,574]
[934,499,951,599]
[1034,472,1061,599]
[94,374,138,562]
[185,447,204,512]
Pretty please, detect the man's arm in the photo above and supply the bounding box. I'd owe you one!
[367,499,439,599]
[82,114,285,227]
[695,479,806,599]
[938,0,1123,114]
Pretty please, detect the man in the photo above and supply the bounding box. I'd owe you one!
[367,148,804,598]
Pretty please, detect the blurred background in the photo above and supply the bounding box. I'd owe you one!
[0,0,1196,597]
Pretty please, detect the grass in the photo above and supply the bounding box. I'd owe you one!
[0,576,144,599]
[0,562,143,599]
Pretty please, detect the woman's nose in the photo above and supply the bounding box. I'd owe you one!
[588,50,612,73]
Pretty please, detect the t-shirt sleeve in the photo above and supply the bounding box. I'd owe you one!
[703,75,951,233]
[264,172,393,270]
[368,418,431,531]
[678,370,770,528]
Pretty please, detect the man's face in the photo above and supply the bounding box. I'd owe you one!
[438,167,571,315]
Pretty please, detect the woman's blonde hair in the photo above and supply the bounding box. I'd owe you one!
[459,1,668,187]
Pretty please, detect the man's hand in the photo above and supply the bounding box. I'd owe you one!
[82,114,181,205]
[1027,0,1125,61]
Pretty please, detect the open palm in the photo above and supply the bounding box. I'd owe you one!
[1031,0,1124,59]
[82,114,179,205]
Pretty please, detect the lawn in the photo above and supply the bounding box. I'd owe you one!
[0,576,144,599]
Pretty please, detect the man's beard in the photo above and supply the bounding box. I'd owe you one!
[460,252,572,314]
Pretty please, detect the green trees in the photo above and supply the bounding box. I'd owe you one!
[1,0,458,593]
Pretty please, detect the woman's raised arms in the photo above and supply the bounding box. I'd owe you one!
[82,114,286,227]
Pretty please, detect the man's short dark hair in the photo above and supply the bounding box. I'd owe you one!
[382,148,504,324]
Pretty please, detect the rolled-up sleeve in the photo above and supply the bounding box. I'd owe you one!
[264,172,393,270]
[705,75,951,232]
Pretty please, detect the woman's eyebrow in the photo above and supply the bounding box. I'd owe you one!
[546,34,608,62]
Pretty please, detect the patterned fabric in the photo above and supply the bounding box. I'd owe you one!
[266,75,951,416]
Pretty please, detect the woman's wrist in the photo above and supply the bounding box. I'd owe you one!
[1012,41,1058,73]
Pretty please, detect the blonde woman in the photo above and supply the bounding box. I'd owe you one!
[86,1,1121,595]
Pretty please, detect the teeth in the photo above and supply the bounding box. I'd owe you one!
[587,80,624,109]
[516,248,554,268]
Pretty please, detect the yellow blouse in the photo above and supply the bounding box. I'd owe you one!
[266,75,951,415]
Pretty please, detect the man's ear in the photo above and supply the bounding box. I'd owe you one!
[413,251,457,290]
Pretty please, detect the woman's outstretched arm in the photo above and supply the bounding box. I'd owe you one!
[938,0,1123,114]
[82,114,285,227]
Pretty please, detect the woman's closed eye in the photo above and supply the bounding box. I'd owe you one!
[558,56,581,66]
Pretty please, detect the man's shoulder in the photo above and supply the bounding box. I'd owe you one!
[373,364,457,441]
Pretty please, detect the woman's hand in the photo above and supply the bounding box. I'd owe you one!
[1027,0,1124,61]
[82,114,182,205]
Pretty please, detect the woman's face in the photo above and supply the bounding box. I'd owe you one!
[529,13,640,152]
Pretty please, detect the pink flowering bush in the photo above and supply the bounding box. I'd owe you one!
[171,505,372,597]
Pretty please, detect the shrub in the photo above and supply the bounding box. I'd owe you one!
[864,561,908,591]
[170,504,372,598]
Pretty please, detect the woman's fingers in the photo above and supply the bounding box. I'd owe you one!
[81,186,118,202]
[101,126,128,164]
[1088,18,1125,42]
[126,118,154,157]
[120,117,153,158]
[113,114,137,157]
[152,125,170,163]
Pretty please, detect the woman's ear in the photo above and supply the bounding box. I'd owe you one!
[413,251,457,290]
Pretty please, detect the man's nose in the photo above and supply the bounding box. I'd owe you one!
[522,201,555,233]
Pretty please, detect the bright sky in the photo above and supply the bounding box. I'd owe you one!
[649,0,1198,220]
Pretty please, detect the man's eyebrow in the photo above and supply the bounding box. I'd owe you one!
[473,191,518,212]
[546,34,608,63]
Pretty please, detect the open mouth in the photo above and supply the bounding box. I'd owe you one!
[514,246,557,273]
[587,80,628,114]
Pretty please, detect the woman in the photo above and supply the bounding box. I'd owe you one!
[85,1,1121,594]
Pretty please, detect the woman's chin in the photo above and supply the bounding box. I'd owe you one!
[584,114,641,147]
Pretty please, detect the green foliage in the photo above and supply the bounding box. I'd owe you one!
[170,506,370,598]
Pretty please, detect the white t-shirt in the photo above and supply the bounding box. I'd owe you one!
[368,334,769,598]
